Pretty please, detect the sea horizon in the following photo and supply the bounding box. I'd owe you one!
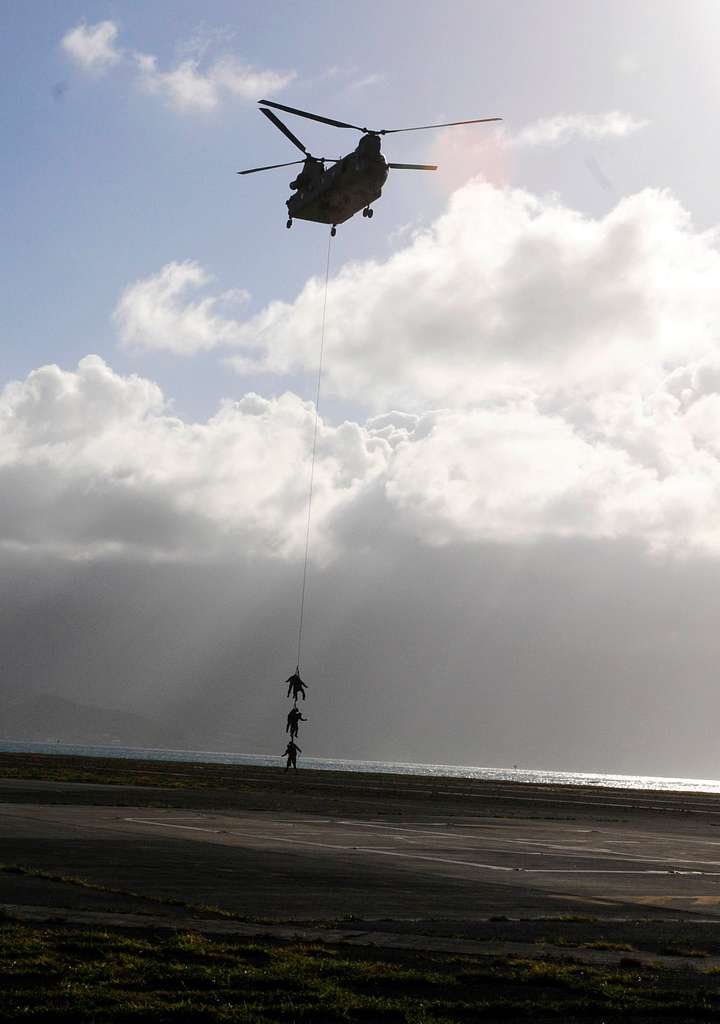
[1,738,719,795]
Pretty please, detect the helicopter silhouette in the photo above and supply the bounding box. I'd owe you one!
[239,100,501,236]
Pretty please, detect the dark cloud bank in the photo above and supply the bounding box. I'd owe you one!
[3,537,719,778]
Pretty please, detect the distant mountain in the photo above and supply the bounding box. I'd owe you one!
[0,692,191,748]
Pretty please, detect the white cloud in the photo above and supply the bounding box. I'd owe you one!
[113,261,249,355]
[344,72,385,93]
[227,182,720,410]
[384,403,720,553]
[16,179,720,561]
[0,357,386,561]
[429,111,646,190]
[7,345,720,561]
[134,53,295,113]
[61,21,122,74]
[210,56,294,100]
[60,21,294,112]
[511,111,649,148]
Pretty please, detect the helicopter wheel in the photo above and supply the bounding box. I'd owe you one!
[286,218,293,229]
[330,226,337,237]
[362,208,368,218]
[367,207,374,219]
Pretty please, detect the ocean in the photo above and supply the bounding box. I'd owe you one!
[1,739,719,794]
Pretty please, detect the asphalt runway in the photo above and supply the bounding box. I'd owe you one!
[5,790,720,923]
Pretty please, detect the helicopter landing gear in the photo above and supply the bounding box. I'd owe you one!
[286,218,293,229]
[330,225,337,237]
[362,206,374,219]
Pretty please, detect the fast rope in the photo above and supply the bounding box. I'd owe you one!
[282,227,333,772]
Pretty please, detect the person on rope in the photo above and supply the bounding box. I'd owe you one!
[283,738,302,771]
[286,669,308,701]
[286,706,307,739]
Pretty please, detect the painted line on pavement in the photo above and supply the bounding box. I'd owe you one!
[124,818,222,834]
[124,817,515,871]
[124,818,720,878]
[225,829,517,871]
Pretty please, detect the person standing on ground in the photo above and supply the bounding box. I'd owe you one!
[283,739,302,771]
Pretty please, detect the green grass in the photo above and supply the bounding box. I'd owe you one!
[581,939,635,952]
[0,922,718,1022]
[658,945,710,959]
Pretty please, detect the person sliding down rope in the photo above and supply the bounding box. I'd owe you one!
[283,738,302,771]
[286,669,308,702]
[287,706,307,739]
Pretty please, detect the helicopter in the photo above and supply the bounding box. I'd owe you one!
[238,100,502,235]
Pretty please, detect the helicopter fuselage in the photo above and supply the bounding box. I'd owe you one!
[287,146,389,226]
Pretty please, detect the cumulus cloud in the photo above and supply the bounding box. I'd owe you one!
[114,261,249,355]
[61,21,122,74]
[60,20,294,112]
[511,111,648,148]
[0,357,386,561]
[134,52,295,113]
[7,346,720,561]
[99,178,720,557]
[226,183,720,412]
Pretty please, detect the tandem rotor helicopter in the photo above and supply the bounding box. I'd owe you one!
[239,100,502,235]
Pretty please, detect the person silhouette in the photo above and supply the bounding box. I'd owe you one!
[286,669,308,701]
[286,706,307,739]
[283,738,302,771]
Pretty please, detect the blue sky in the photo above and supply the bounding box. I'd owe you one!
[5,1,720,420]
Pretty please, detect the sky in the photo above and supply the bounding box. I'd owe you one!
[5,1,720,775]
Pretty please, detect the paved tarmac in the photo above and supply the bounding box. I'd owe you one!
[5,780,720,924]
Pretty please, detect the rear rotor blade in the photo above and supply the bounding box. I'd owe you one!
[381,117,502,135]
[260,107,307,154]
[387,162,438,171]
[237,160,306,175]
[260,99,365,132]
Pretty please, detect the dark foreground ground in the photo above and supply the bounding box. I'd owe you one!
[3,753,720,1020]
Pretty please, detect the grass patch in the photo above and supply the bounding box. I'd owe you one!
[581,939,635,952]
[659,945,710,959]
[0,922,719,1022]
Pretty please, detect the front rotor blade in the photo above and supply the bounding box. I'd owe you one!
[237,160,306,175]
[387,162,438,171]
[260,107,307,154]
[260,99,364,132]
[381,117,502,135]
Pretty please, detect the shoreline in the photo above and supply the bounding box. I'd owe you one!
[3,751,720,821]
[0,744,718,799]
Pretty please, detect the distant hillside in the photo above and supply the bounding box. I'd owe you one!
[0,693,190,749]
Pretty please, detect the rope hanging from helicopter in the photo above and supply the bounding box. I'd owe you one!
[295,228,333,674]
[239,98,502,770]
